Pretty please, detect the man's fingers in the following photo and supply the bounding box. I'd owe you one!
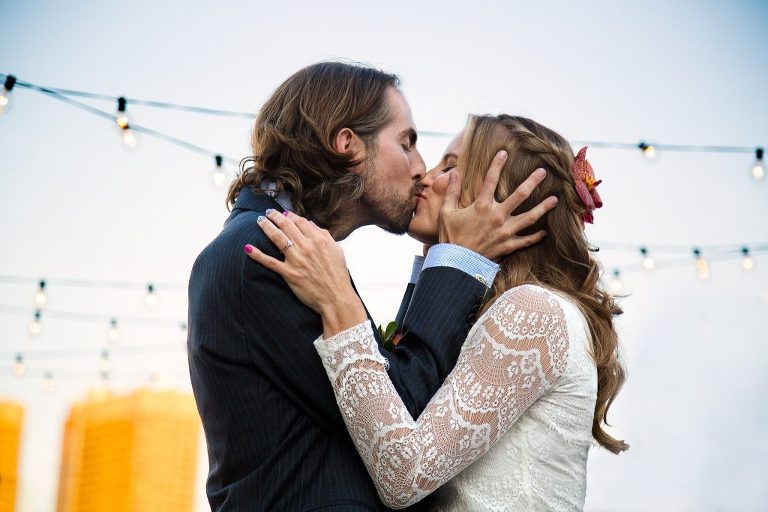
[510,195,558,230]
[440,169,461,212]
[501,168,547,215]
[497,231,547,258]
[476,150,508,206]
[243,244,286,275]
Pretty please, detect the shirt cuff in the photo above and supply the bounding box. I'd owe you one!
[422,243,499,288]
[409,255,425,284]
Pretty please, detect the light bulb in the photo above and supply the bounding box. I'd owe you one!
[693,248,710,280]
[145,284,158,307]
[13,354,26,377]
[212,155,226,188]
[639,141,657,160]
[115,97,137,149]
[29,310,43,335]
[609,269,623,294]
[42,371,56,393]
[121,127,138,148]
[0,75,16,116]
[752,148,764,182]
[34,279,47,306]
[107,318,121,342]
[640,247,655,270]
[741,247,754,271]
[100,350,111,374]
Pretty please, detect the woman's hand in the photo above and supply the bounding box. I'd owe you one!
[243,209,367,338]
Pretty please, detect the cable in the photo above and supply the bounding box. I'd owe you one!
[3,74,763,154]
[0,304,185,328]
[10,77,240,165]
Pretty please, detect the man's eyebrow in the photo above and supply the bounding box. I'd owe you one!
[400,128,417,145]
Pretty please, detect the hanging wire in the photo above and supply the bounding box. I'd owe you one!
[2,73,763,154]
[0,304,185,328]
[0,275,186,291]
[4,75,239,165]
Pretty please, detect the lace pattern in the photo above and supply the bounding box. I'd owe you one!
[314,285,571,509]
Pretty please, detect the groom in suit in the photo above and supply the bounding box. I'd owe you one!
[188,62,546,511]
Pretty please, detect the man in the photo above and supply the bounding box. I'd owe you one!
[188,62,550,511]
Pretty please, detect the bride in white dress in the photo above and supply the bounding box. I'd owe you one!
[247,114,628,510]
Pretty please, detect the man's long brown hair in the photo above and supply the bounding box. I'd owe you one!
[459,114,629,454]
[227,62,400,227]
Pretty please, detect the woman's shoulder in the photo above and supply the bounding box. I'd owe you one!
[494,283,566,313]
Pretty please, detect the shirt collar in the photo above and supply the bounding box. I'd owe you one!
[259,180,295,213]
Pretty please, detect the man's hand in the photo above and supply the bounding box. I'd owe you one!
[438,150,558,261]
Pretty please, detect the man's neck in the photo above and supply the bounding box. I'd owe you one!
[326,201,372,241]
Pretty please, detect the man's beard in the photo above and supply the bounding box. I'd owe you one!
[360,160,418,235]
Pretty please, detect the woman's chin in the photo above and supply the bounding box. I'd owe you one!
[407,224,438,246]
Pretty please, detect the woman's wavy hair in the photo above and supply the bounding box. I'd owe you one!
[227,62,400,226]
[459,114,629,454]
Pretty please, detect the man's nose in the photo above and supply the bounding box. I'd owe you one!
[411,150,426,181]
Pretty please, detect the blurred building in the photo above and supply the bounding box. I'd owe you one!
[56,388,200,512]
[0,400,24,512]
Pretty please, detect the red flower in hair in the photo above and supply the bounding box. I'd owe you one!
[571,147,603,224]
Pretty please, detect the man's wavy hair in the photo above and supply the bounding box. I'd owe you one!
[227,62,400,227]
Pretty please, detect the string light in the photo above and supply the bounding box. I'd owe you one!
[0,74,16,115]
[42,371,56,392]
[609,269,623,294]
[693,248,710,280]
[640,247,655,270]
[107,318,121,342]
[741,247,754,271]
[28,309,43,335]
[13,353,26,377]
[116,97,138,149]
[639,141,657,159]
[33,279,48,307]
[752,148,765,182]
[144,283,158,307]
[212,154,227,188]
[99,349,111,376]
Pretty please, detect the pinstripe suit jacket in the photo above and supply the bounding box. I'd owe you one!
[188,187,488,511]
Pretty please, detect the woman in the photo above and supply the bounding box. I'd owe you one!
[245,114,628,510]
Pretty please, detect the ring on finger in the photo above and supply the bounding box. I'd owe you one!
[280,239,294,253]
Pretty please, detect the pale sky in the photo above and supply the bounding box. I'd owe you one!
[1,1,767,510]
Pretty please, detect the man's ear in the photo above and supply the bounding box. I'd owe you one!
[334,128,366,167]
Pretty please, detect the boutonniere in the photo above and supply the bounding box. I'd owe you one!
[377,321,403,352]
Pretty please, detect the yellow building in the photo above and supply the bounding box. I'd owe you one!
[56,389,200,512]
[0,400,24,512]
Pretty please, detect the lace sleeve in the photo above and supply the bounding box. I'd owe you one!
[313,284,570,509]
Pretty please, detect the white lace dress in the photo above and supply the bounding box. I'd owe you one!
[314,284,597,511]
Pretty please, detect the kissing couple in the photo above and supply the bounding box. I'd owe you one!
[188,62,628,512]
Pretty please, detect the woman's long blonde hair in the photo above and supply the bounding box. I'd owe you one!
[459,114,628,454]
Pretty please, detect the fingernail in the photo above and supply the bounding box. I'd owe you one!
[498,150,508,160]
[243,244,253,254]
[282,211,290,217]
[536,168,546,178]
[549,196,559,206]
[257,215,265,223]
[265,209,274,215]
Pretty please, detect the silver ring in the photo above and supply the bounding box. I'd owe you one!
[281,239,294,253]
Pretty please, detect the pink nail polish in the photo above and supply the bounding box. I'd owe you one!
[282,211,290,217]
[243,244,253,254]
